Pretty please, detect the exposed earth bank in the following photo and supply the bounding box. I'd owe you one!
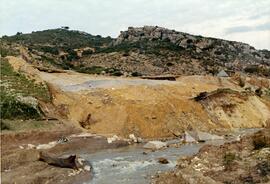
[154,128,270,184]
[1,123,128,184]
[5,56,270,139]
[1,56,270,184]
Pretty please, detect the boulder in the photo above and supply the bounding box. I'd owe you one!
[183,131,197,143]
[36,141,58,150]
[196,131,224,141]
[107,135,120,144]
[143,141,167,150]
[158,157,169,164]
[129,134,142,143]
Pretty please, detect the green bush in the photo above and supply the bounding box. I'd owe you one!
[104,68,123,76]
[82,50,93,56]
[239,78,245,88]
[77,66,105,74]
[253,135,269,150]
[0,120,10,130]
[223,152,236,170]
[111,71,123,76]
[0,59,50,120]
[38,46,59,55]
[0,92,41,120]
[131,71,142,77]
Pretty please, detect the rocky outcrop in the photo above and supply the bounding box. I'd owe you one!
[114,26,270,75]
[3,27,270,77]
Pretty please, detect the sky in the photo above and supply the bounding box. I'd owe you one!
[1,0,270,49]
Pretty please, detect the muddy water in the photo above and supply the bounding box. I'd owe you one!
[83,141,219,184]
[80,128,260,184]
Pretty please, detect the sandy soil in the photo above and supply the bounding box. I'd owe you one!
[5,56,270,139]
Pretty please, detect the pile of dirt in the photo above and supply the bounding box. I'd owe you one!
[47,74,270,138]
[154,129,270,184]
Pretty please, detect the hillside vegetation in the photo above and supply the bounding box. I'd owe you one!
[1,26,269,77]
[0,59,50,121]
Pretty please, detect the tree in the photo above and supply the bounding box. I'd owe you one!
[61,26,69,30]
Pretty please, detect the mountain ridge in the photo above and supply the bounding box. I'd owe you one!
[1,26,269,77]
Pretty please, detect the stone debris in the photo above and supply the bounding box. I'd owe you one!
[107,135,121,144]
[158,157,169,164]
[69,132,95,138]
[183,131,223,143]
[129,134,143,143]
[36,141,58,150]
[143,141,167,150]
[84,165,91,171]
[195,131,224,141]
[68,168,83,176]
[57,137,69,144]
[27,144,36,149]
[183,131,197,143]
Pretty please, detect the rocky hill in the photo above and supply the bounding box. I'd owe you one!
[1,26,269,77]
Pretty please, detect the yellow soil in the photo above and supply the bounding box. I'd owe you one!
[6,57,270,138]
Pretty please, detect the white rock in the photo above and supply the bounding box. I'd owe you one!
[128,134,137,143]
[70,133,94,138]
[137,137,143,143]
[36,141,57,150]
[196,131,224,141]
[27,144,36,149]
[107,135,120,144]
[183,132,197,143]
[77,158,85,165]
[143,141,167,150]
[84,165,91,171]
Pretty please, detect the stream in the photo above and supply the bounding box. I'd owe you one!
[82,128,260,184]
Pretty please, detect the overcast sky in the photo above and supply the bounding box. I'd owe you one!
[1,0,270,49]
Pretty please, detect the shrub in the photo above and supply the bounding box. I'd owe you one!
[77,66,105,74]
[0,120,10,130]
[39,46,59,55]
[0,59,51,120]
[122,52,130,57]
[253,134,269,150]
[111,71,123,76]
[255,88,262,97]
[131,72,142,77]
[223,152,236,171]
[244,66,259,73]
[239,78,245,88]
[82,50,93,56]
[66,49,79,61]
[0,93,41,120]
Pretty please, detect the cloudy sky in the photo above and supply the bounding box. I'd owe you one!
[1,0,270,49]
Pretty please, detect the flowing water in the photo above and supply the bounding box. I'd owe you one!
[81,128,260,184]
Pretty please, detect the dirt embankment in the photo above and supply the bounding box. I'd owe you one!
[154,128,270,184]
[1,125,128,184]
[5,56,270,139]
[47,74,270,138]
